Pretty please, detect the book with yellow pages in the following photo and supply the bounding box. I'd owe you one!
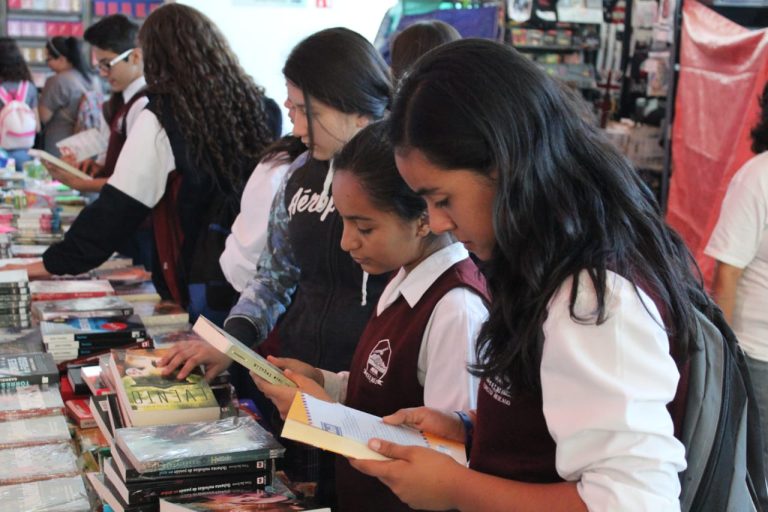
[282,392,467,463]
[27,149,93,181]
[192,316,296,388]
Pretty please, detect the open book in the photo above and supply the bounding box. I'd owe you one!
[27,149,93,181]
[55,128,106,162]
[192,315,296,387]
[282,392,467,464]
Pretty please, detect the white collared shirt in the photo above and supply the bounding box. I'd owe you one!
[96,76,148,165]
[322,241,487,411]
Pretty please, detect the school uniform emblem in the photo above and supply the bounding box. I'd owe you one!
[363,339,391,386]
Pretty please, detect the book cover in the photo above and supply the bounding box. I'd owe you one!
[282,392,467,464]
[0,327,43,357]
[65,398,96,429]
[104,457,268,506]
[0,414,71,448]
[86,472,158,512]
[148,325,201,349]
[32,295,135,321]
[91,265,152,285]
[40,315,146,344]
[30,279,114,301]
[159,493,328,512]
[0,475,91,512]
[113,441,273,483]
[110,348,220,427]
[192,316,296,388]
[0,442,79,485]
[115,415,285,474]
[0,384,65,421]
[0,352,59,388]
[0,269,29,285]
[27,149,94,181]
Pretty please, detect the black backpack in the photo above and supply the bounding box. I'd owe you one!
[679,306,768,511]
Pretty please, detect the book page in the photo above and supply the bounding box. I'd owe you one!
[301,393,427,448]
[26,150,93,181]
[55,128,107,162]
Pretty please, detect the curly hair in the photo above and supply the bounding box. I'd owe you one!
[0,38,32,82]
[751,81,768,154]
[138,4,275,193]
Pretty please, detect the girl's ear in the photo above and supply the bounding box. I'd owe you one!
[416,212,431,237]
[355,114,372,129]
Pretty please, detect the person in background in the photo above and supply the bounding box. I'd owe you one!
[390,20,461,83]
[705,80,768,473]
[219,135,306,293]
[253,121,488,512]
[158,27,392,507]
[351,39,712,511]
[15,4,280,325]
[0,37,39,168]
[39,36,94,155]
[47,14,147,194]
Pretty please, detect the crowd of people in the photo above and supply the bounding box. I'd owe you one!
[0,4,764,511]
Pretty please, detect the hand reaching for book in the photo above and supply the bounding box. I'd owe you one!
[252,366,330,420]
[350,439,466,510]
[157,338,233,382]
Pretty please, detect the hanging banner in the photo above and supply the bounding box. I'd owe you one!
[666,0,768,288]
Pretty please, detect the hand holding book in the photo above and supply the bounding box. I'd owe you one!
[156,336,233,382]
[252,356,329,420]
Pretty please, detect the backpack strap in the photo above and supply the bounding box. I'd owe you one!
[0,86,13,105]
[15,81,29,104]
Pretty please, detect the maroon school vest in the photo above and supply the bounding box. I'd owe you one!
[470,278,690,483]
[336,257,488,512]
[98,89,147,178]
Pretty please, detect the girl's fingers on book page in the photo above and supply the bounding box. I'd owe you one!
[382,407,465,442]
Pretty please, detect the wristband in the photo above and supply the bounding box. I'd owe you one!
[454,410,474,459]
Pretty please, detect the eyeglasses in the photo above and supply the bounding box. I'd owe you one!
[97,48,133,73]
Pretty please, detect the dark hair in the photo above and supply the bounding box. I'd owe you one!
[260,135,307,165]
[0,38,32,82]
[390,20,461,82]
[139,4,275,193]
[335,121,426,221]
[391,39,710,391]
[84,14,138,54]
[283,27,391,149]
[751,81,768,153]
[46,36,92,80]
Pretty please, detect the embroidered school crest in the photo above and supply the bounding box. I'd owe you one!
[363,339,391,386]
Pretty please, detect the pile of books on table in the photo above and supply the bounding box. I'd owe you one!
[0,269,30,329]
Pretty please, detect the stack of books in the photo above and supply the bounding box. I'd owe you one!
[0,351,58,390]
[88,415,285,512]
[41,315,149,363]
[29,279,115,302]
[32,295,135,322]
[0,270,30,329]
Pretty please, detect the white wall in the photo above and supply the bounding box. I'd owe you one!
[178,0,396,133]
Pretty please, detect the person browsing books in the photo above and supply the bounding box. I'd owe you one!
[13,4,280,325]
[252,121,488,512]
[346,39,717,511]
[157,28,392,507]
[43,14,148,194]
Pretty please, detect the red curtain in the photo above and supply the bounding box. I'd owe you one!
[666,0,768,288]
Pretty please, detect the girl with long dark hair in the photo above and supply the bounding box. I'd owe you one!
[19,4,280,323]
[351,39,713,511]
[0,37,39,165]
[40,36,94,154]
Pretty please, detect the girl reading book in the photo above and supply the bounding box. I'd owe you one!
[346,39,715,511]
[252,121,488,512]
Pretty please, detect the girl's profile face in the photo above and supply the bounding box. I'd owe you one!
[396,148,497,261]
[334,170,428,275]
[285,81,368,161]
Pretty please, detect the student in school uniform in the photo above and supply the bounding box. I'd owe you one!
[46,14,148,193]
[253,121,488,512]
[16,4,280,324]
[158,28,392,506]
[349,39,713,512]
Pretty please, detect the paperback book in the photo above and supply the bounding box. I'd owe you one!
[65,398,96,428]
[32,295,135,321]
[0,414,71,448]
[0,442,79,485]
[0,351,58,388]
[282,392,467,463]
[0,384,65,421]
[41,315,146,345]
[109,348,220,427]
[159,493,329,512]
[104,457,268,506]
[86,472,158,512]
[115,415,285,474]
[30,279,114,301]
[0,475,90,512]
[192,316,296,387]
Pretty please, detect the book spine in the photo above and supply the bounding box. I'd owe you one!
[38,308,134,321]
[32,291,113,301]
[0,372,59,388]
[125,458,272,482]
[44,330,147,345]
[127,473,268,505]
